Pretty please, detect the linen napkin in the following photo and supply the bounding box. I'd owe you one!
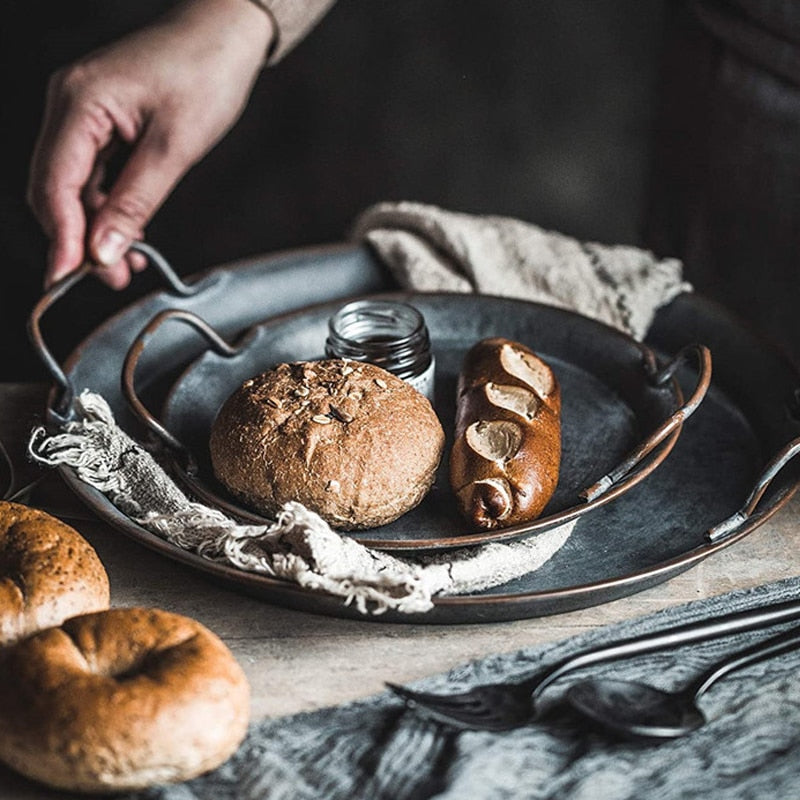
[28,202,690,614]
[127,576,800,800]
[352,201,690,340]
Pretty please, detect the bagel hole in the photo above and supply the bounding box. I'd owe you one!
[59,625,93,673]
[1,541,28,599]
[112,632,201,683]
[2,570,26,599]
[112,653,159,683]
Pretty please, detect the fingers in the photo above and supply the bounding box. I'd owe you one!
[28,69,166,291]
[28,0,273,292]
[28,74,109,288]
[79,154,139,289]
[87,121,192,288]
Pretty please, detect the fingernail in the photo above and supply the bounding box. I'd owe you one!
[95,229,129,266]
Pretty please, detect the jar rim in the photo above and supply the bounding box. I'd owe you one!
[327,299,426,349]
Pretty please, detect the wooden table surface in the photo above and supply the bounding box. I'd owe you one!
[2,381,799,799]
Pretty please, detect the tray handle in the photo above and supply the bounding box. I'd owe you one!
[706,436,800,543]
[580,344,713,502]
[28,242,202,422]
[121,308,272,523]
[121,308,242,463]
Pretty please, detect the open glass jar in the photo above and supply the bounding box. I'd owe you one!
[325,299,435,401]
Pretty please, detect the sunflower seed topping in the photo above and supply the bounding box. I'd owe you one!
[329,405,354,423]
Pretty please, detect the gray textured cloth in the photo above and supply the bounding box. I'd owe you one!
[129,576,800,799]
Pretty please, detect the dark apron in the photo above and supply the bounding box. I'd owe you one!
[644,0,800,366]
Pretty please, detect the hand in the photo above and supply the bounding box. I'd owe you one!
[28,0,274,289]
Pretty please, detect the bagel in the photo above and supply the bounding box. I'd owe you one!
[0,607,250,792]
[0,501,109,645]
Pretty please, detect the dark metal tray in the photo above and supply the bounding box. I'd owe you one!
[30,243,800,623]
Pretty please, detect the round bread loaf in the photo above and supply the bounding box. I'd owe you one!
[0,607,250,792]
[209,359,445,529]
[0,501,109,646]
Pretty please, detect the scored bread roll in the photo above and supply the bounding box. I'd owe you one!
[210,359,445,530]
[0,607,250,792]
[449,337,561,530]
[0,501,109,646]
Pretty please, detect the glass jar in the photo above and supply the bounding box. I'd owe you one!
[325,299,435,401]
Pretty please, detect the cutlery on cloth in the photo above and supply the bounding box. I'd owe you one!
[564,621,800,740]
[387,596,800,731]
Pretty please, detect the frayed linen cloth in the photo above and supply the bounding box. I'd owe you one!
[126,576,800,800]
[352,201,691,340]
[28,203,690,614]
[28,391,573,614]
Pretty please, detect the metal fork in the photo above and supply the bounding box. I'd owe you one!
[386,596,800,731]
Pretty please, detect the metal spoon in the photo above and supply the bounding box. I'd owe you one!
[564,622,800,740]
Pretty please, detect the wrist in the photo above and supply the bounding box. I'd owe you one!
[167,0,277,68]
[247,0,336,65]
[244,0,280,64]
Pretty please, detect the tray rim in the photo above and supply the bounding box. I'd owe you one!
[40,242,800,624]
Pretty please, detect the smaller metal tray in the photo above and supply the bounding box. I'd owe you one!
[121,292,710,552]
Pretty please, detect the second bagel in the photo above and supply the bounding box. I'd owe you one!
[0,607,250,792]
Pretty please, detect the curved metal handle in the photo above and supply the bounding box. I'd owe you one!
[28,241,202,422]
[692,622,800,701]
[121,309,275,524]
[580,344,713,501]
[706,435,800,543]
[121,308,242,461]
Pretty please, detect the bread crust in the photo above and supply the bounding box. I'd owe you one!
[0,501,110,645]
[0,607,250,792]
[449,338,561,530]
[209,359,445,529]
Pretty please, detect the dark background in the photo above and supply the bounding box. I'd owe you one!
[2,1,796,381]
[0,0,668,379]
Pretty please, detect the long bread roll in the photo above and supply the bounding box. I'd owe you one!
[449,337,561,530]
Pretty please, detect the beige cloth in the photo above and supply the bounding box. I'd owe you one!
[353,201,691,341]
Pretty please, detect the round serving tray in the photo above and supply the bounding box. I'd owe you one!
[122,293,709,552]
[30,243,800,623]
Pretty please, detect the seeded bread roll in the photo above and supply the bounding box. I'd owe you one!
[0,607,250,792]
[209,359,445,530]
[449,338,561,530]
[0,501,109,646]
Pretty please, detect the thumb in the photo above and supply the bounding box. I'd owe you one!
[89,124,193,267]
